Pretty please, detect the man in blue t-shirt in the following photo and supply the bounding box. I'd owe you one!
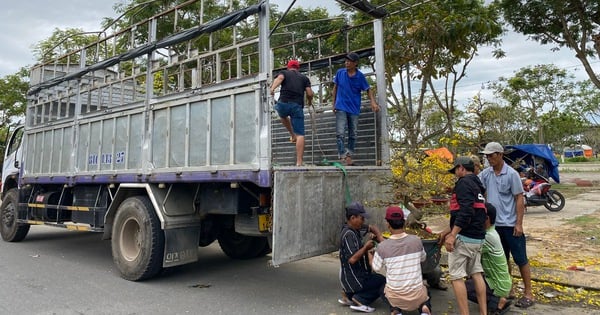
[332,52,379,166]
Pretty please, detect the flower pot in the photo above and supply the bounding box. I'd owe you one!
[431,197,450,205]
[412,199,432,209]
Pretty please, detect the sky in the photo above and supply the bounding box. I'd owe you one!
[0,0,593,104]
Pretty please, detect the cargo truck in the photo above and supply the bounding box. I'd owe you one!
[0,0,391,280]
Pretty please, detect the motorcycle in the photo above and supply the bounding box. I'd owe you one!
[522,168,565,212]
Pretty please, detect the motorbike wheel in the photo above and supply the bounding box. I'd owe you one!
[544,190,565,212]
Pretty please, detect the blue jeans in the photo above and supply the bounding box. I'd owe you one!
[274,101,305,135]
[335,110,359,158]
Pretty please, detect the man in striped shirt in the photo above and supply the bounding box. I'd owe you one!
[371,206,432,315]
[338,201,386,313]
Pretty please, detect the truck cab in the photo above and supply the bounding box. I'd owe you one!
[1,126,23,198]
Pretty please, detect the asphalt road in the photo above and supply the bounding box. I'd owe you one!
[2,226,599,315]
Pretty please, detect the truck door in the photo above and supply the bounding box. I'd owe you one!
[2,126,24,192]
[271,167,391,266]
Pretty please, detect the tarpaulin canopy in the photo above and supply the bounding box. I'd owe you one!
[424,147,453,162]
[29,2,263,95]
[504,144,560,183]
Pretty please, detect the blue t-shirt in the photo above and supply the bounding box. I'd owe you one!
[478,163,524,227]
[333,68,370,115]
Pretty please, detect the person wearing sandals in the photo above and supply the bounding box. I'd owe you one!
[332,52,380,166]
[440,156,488,315]
[371,206,432,315]
[479,142,535,309]
[270,59,314,166]
[338,201,386,313]
[465,203,513,315]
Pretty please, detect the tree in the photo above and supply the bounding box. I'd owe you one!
[568,79,600,125]
[32,28,102,64]
[496,0,600,89]
[540,110,588,149]
[355,0,503,152]
[490,64,575,144]
[0,68,28,158]
[460,93,529,146]
[342,0,504,204]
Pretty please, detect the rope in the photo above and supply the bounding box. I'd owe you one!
[317,158,352,206]
[306,104,330,161]
[306,105,352,207]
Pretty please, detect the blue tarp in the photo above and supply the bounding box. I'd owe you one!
[504,144,560,183]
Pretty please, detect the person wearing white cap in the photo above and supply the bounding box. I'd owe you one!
[478,142,535,309]
[332,52,380,166]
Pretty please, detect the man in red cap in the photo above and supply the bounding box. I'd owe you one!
[270,59,314,166]
[371,206,432,315]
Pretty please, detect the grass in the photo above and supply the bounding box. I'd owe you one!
[551,183,596,199]
[560,157,600,163]
[565,215,600,239]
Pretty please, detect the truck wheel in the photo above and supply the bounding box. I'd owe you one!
[111,196,164,281]
[218,231,268,259]
[0,189,30,242]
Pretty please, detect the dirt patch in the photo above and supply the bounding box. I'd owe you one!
[527,209,600,273]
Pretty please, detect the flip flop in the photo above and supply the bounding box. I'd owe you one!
[515,296,535,308]
[492,300,512,315]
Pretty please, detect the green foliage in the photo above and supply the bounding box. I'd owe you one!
[33,28,102,63]
[490,64,576,144]
[365,0,503,151]
[540,110,588,149]
[568,80,600,126]
[271,7,346,65]
[566,156,590,162]
[566,215,600,238]
[0,68,28,161]
[495,0,600,89]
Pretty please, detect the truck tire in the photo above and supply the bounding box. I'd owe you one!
[0,189,30,242]
[218,230,268,259]
[111,196,164,281]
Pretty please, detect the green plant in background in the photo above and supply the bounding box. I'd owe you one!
[566,215,600,241]
[566,156,591,163]
[390,151,455,202]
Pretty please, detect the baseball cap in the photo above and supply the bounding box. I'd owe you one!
[385,206,404,220]
[480,142,504,155]
[448,156,475,173]
[346,201,370,218]
[345,52,359,62]
[287,59,300,69]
